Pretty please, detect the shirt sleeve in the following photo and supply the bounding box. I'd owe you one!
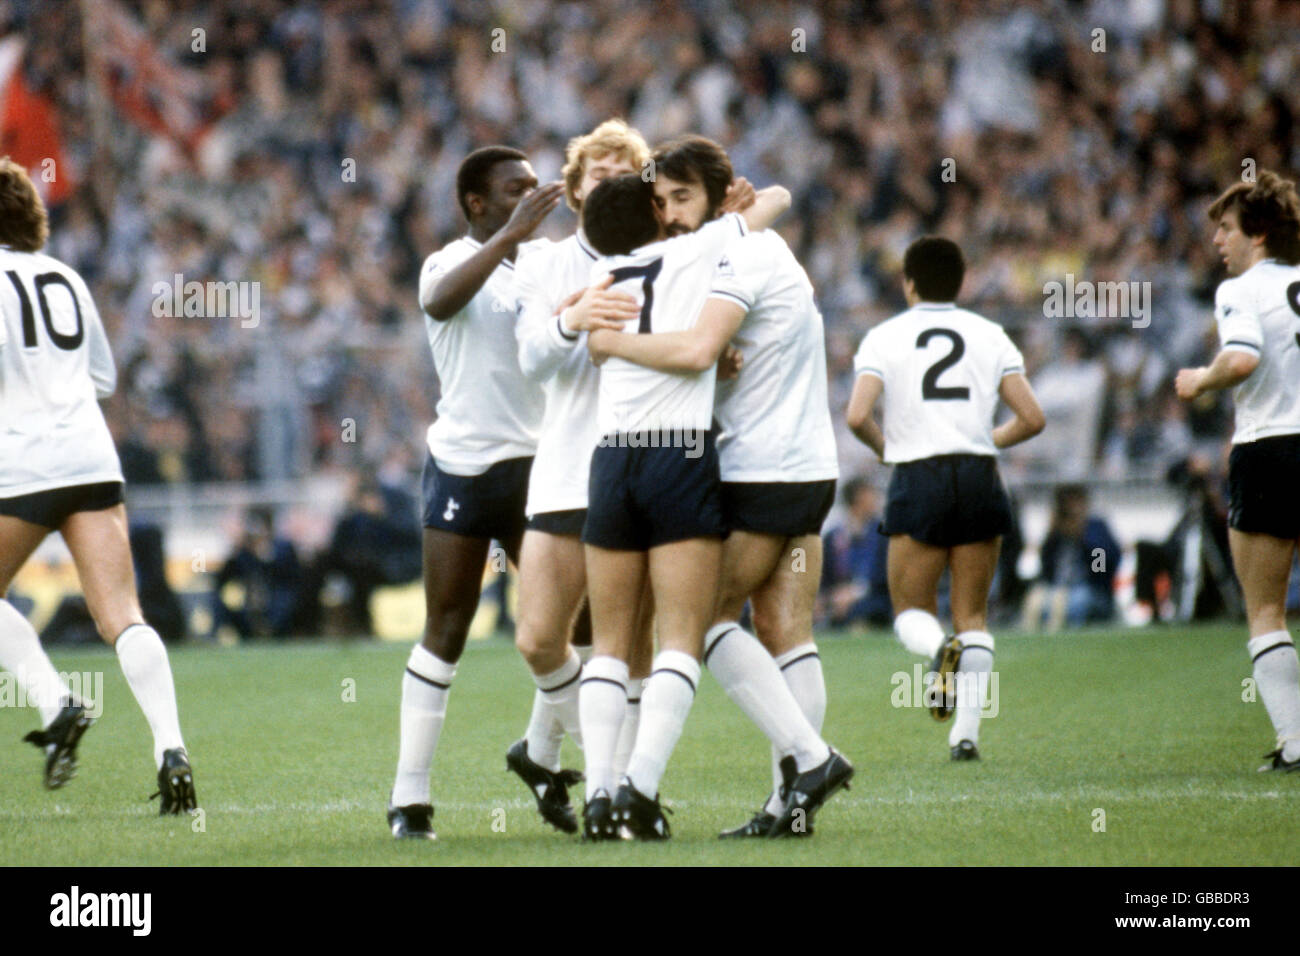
[1214,278,1263,355]
[76,273,116,398]
[853,329,884,380]
[998,329,1026,378]
[693,212,749,267]
[515,249,583,381]
[708,232,766,313]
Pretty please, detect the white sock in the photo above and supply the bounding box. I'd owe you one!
[1248,631,1300,762]
[0,599,71,726]
[115,624,185,768]
[391,644,456,807]
[895,608,945,658]
[579,655,627,800]
[574,644,594,664]
[704,623,828,771]
[625,650,700,798]
[523,648,583,771]
[613,676,643,779]
[765,644,825,814]
[949,631,994,748]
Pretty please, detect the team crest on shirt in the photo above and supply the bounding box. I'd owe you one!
[717,254,734,277]
[443,497,460,522]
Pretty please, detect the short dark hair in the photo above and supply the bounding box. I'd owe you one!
[903,236,965,302]
[455,146,528,220]
[582,173,659,256]
[652,135,733,217]
[1207,170,1300,265]
[1053,483,1089,512]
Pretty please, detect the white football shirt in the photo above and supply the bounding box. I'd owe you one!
[852,302,1024,463]
[514,230,603,515]
[709,230,838,482]
[593,212,748,435]
[1213,258,1300,444]
[419,237,547,476]
[0,248,123,496]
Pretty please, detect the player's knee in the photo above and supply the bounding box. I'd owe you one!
[514,618,561,670]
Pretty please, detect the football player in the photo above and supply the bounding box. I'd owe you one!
[846,236,1045,760]
[0,158,196,813]
[586,136,852,838]
[507,119,652,833]
[576,167,791,839]
[388,147,563,839]
[1175,170,1300,772]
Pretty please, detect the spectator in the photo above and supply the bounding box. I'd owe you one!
[1022,484,1121,630]
[821,478,891,628]
[212,507,303,639]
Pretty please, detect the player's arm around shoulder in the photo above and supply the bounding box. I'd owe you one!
[588,297,746,373]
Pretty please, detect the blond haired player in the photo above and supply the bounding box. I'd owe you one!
[505,120,654,832]
[1176,170,1300,772]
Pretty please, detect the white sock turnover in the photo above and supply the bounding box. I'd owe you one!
[391,643,456,807]
[579,655,628,801]
[115,624,185,769]
[625,650,700,798]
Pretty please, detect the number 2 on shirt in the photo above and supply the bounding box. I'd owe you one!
[916,327,970,400]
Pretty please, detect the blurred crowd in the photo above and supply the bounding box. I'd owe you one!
[13,0,1298,495]
[10,0,1300,638]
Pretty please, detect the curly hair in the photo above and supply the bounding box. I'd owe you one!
[1207,170,1300,265]
[0,158,49,252]
[560,118,650,213]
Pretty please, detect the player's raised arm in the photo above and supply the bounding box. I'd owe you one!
[992,372,1046,448]
[845,372,885,459]
[423,179,564,321]
[739,185,791,233]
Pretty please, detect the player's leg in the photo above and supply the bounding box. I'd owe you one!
[888,534,950,655]
[1230,529,1300,767]
[506,528,586,832]
[613,576,654,780]
[946,537,1000,758]
[390,528,489,825]
[0,515,73,729]
[581,544,645,813]
[705,530,829,793]
[514,530,586,763]
[61,504,195,809]
[617,536,720,823]
[744,533,830,824]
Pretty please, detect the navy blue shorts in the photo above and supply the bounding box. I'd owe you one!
[527,508,587,537]
[1228,434,1300,539]
[722,479,836,537]
[583,431,726,551]
[421,453,532,542]
[881,454,1012,547]
[0,481,125,530]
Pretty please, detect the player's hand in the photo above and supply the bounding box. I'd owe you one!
[554,289,584,315]
[587,328,616,366]
[501,182,565,243]
[564,275,640,333]
[720,176,756,214]
[1174,367,1206,400]
[716,345,744,380]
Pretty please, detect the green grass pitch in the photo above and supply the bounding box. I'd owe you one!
[2,624,1297,866]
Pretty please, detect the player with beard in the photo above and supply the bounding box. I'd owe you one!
[586,136,852,838]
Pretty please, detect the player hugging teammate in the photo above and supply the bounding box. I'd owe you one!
[390,127,856,841]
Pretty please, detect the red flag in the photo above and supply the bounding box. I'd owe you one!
[81,0,232,158]
[0,36,73,204]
